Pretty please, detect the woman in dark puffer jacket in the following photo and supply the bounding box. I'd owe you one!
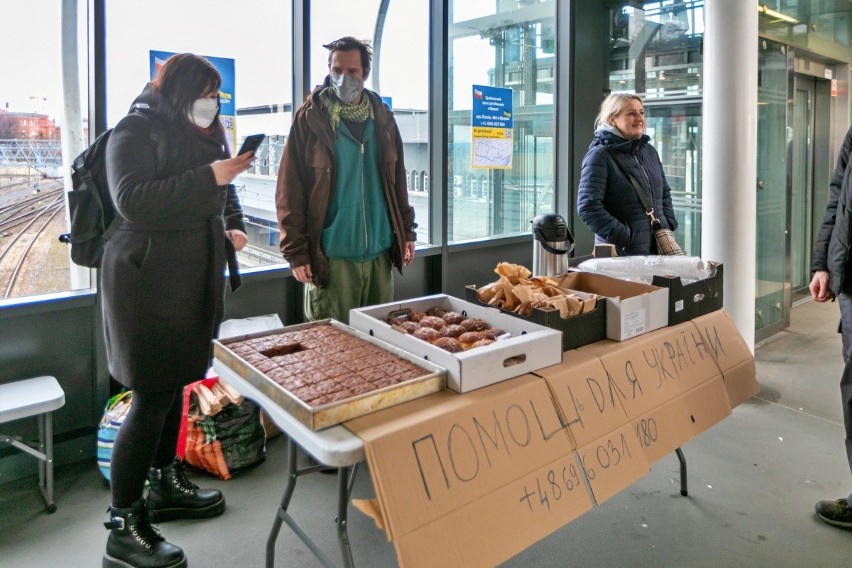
[577,93,678,256]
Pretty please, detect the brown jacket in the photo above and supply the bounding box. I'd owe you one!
[275,85,416,287]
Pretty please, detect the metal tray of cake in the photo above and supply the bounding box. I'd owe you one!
[213,319,447,430]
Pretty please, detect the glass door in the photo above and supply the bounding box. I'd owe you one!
[755,39,791,339]
[791,76,816,298]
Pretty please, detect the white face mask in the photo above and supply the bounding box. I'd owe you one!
[188,98,219,128]
[330,74,362,104]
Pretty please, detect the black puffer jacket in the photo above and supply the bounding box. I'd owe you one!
[101,83,246,391]
[577,129,677,256]
[812,125,852,296]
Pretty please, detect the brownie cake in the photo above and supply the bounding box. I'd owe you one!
[225,323,430,408]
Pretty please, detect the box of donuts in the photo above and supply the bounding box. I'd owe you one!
[212,320,447,430]
[349,294,562,393]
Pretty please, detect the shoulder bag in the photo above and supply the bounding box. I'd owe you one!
[607,149,685,255]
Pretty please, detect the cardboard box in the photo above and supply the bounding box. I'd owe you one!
[691,309,759,407]
[534,350,631,448]
[345,375,586,568]
[575,422,650,505]
[591,321,724,419]
[629,376,731,464]
[463,284,607,351]
[394,451,593,568]
[555,271,669,341]
[652,262,724,325]
[349,295,562,393]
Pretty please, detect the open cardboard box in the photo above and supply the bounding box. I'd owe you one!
[349,294,562,393]
[555,271,669,341]
[463,284,607,351]
[652,262,724,325]
[571,246,723,328]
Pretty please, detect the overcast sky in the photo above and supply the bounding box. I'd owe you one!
[1,0,437,128]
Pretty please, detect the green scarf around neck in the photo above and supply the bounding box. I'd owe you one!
[320,88,372,132]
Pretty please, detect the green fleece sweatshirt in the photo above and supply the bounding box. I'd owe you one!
[321,118,393,261]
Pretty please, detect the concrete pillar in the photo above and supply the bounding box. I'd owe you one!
[702,1,758,351]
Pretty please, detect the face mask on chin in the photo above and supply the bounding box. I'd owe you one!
[329,74,362,104]
[188,98,219,128]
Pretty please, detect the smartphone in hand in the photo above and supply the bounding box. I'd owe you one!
[237,133,265,157]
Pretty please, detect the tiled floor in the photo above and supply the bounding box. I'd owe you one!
[1,300,851,567]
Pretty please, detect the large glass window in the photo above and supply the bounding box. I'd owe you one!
[447,1,556,242]
[607,0,704,256]
[0,1,87,299]
[106,0,293,268]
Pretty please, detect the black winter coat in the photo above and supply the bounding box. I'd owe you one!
[812,125,852,296]
[101,84,246,391]
[576,129,677,256]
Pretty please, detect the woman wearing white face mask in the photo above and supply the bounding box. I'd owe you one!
[100,53,254,568]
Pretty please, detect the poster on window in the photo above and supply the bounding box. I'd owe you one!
[150,50,237,153]
[471,85,513,169]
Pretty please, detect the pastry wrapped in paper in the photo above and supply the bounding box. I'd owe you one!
[495,262,531,285]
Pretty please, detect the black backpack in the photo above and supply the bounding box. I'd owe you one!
[59,117,160,268]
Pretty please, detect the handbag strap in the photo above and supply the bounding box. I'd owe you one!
[606,149,662,229]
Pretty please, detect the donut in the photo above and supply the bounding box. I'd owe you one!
[441,324,465,338]
[483,328,508,341]
[413,327,442,343]
[426,307,447,318]
[460,317,489,332]
[408,311,427,322]
[458,331,485,349]
[469,338,495,350]
[418,315,446,330]
[433,337,463,353]
[442,311,466,325]
[398,321,420,334]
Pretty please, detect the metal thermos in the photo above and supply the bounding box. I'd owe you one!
[531,214,574,277]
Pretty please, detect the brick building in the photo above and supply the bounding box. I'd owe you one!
[0,108,59,139]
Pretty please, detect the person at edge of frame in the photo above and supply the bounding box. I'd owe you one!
[809,122,852,532]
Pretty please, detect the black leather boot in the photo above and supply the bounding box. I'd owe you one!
[147,458,225,522]
[103,498,186,568]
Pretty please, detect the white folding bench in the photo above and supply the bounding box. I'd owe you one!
[0,375,65,513]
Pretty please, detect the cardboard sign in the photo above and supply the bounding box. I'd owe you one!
[630,375,731,464]
[535,350,631,447]
[346,374,579,566]
[576,423,650,504]
[691,309,759,407]
[593,321,722,419]
[395,452,593,568]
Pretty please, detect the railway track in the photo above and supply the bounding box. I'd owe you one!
[0,180,67,298]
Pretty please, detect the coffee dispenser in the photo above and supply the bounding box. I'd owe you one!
[531,213,574,277]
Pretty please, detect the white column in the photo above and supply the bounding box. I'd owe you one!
[702,1,758,351]
[60,0,92,289]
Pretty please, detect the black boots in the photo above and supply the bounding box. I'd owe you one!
[103,499,186,568]
[146,458,226,522]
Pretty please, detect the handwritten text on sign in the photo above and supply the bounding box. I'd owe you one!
[599,324,720,418]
